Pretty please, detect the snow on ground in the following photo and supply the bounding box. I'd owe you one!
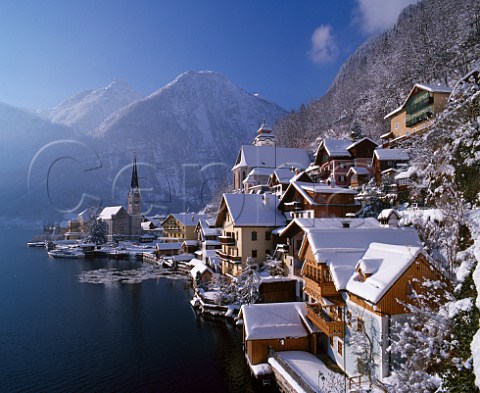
[467,209,480,388]
[77,264,185,285]
[269,351,341,393]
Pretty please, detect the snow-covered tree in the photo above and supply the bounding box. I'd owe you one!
[85,219,107,245]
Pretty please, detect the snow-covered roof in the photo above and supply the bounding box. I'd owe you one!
[302,221,421,290]
[346,242,422,303]
[240,302,318,340]
[394,166,415,180]
[347,137,378,151]
[384,83,452,119]
[279,217,381,237]
[164,213,209,227]
[182,240,198,246]
[218,193,286,227]
[271,167,297,184]
[377,209,400,221]
[188,258,213,278]
[197,218,221,236]
[373,148,409,161]
[233,145,310,171]
[347,166,370,176]
[99,206,124,220]
[155,242,182,250]
[247,167,275,177]
[320,138,352,157]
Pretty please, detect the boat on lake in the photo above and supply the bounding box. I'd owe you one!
[47,249,85,259]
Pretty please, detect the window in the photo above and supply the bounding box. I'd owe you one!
[346,310,352,327]
[329,336,334,348]
[266,249,270,256]
[357,317,364,332]
[252,250,257,258]
[337,340,343,357]
[251,231,257,241]
[265,231,271,241]
[394,122,399,129]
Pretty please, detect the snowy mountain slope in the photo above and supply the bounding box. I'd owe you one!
[276,0,480,145]
[90,71,287,212]
[38,79,143,134]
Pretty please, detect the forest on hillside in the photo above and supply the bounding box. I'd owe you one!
[275,0,480,150]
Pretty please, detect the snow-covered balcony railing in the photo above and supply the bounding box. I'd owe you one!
[216,250,241,262]
[306,304,344,337]
[303,276,337,300]
[218,235,235,246]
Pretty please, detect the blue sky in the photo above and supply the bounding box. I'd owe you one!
[0,0,416,111]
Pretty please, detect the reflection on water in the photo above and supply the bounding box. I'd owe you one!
[0,229,276,392]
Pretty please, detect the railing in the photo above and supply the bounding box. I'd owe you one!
[216,250,242,262]
[306,304,344,337]
[218,235,235,245]
[348,374,371,391]
[304,277,338,300]
[267,347,316,393]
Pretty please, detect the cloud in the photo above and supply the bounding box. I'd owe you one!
[354,0,418,34]
[308,24,339,64]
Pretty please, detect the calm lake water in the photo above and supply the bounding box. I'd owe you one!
[0,229,265,392]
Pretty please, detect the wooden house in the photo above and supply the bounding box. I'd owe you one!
[309,137,378,187]
[239,302,319,365]
[372,148,410,185]
[278,179,359,220]
[296,220,442,379]
[382,83,452,146]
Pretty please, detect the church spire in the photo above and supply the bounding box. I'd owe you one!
[130,154,139,190]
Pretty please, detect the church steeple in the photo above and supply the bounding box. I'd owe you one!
[130,154,139,190]
[253,122,277,146]
[128,154,141,217]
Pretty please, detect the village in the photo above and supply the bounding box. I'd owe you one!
[31,72,475,393]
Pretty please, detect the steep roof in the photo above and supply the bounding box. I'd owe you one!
[319,138,352,157]
[162,213,209,227]
[240,302,318,340]
[385,83,452,119]
[232,145,310,171]
[99,206,125,220]
[302,221,421,290]
[347,137,378,152]
[346,242,422,303]
[216,193,286,227]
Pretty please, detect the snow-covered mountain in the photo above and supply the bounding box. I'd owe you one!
[90,71,287,213]
[0,71,286,222]
[38,79,143,134]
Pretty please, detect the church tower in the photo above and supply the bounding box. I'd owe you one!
[128,155,142,237]
[252,122,277,146]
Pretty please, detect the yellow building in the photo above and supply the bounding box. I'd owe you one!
[382,83,451,146]
[161,213,209,241]
[215,193,286,277]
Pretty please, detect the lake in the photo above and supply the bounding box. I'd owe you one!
[0,228,266,392]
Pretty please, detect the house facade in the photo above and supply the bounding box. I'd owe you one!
[161,213,208,240]
[382,83,452,146]
[310,137,378,187]
[278,179,359,220]
[372,148,410,185]
[215,193,286,277]
[297,220,441,379]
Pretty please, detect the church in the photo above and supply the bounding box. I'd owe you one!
[99,156,143,241]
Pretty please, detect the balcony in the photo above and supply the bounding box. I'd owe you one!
[218,235,235,245]
[216,250,242,263]
[303,277,338,301]
[307,304,344,337]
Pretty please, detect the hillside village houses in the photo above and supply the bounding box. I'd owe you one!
[82,87,451,389]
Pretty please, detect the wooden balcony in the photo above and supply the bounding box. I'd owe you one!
[303,277,338,301]
[307,304,344,337]
[216,250,242,263]
[218,235,235,245]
